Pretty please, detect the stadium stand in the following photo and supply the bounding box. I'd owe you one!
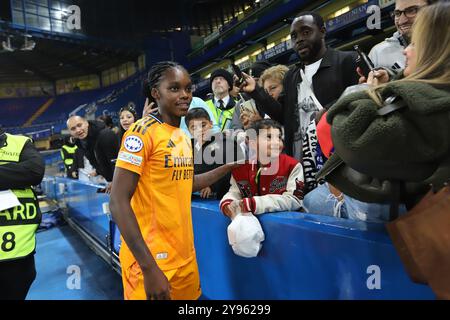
[1,72,146,142]
[0,96,49,127]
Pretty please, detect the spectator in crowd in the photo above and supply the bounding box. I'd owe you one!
[60,135,83,179]
[238,64,290,130]
[240,11,359,192]
[220,119,304,219]
[260,64,289,101]
[205,68,237,131]
[98,114,119,135]
[316,2,450,220]
[241,12,358,157]
[110,61,237,300]
[66,116,119,186]
[230,84,241,100]
[186,108,244,199]
[304,115,400,222]
[180,96,220,137]
[118,105,139,143]
[0,127,45,300]
[368,0,435,75]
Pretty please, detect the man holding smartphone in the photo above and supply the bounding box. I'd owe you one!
[239,12,358,161]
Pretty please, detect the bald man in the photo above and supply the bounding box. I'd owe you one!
[67,116,119,183]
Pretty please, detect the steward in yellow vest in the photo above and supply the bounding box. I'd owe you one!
[0,128,45,300]
[206,68,237,131]
[60,135,82,179]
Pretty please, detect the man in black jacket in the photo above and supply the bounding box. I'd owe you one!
[67,116,119,184]
[241,12,359,159]
[0,126,45,300]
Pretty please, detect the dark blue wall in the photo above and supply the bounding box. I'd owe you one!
[143,31,192,67]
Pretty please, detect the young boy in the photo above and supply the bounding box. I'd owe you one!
[185,108,244,199]
[220,119,305,219]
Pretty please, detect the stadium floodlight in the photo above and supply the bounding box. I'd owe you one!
[20,35,36,51]
[2,36,14,52]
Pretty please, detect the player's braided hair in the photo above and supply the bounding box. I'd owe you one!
[142,61,187,104]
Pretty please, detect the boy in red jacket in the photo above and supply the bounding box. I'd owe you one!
[220,119,305,219]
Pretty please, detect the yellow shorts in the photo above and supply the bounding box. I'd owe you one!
[122,258,202,300]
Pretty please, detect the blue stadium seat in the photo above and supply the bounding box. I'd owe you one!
[0,96,49,127]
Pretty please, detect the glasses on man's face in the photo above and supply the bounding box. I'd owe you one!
[390,5,424,19]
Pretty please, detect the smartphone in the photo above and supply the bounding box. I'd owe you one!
[240,98,258,115]
[354,45,375,78]
[231,64,245,86]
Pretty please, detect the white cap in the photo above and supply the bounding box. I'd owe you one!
[227,213,265,258]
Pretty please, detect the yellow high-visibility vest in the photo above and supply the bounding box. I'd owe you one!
[205,99,235,131]
[0,134,41,261]
[61,144,78,166]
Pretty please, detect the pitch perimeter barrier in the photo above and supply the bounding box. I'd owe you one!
[40,176,435,300]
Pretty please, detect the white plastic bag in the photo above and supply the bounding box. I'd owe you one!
[227,213,265,258]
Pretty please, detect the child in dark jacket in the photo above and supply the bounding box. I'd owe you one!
[186,108,244,199]
[220,119,305,219]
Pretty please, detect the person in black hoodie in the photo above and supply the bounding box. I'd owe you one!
[185,108,244,199]
[66,116,119,186]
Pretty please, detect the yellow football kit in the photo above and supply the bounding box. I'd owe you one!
[115,115,201,300]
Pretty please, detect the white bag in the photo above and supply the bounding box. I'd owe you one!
[227,213,265,258]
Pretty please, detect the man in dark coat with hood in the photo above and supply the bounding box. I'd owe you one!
[240,12,359,159]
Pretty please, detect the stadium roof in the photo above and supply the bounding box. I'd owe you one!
[0,0,255,83]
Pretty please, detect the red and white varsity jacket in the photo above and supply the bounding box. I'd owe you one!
[220,154,305,215]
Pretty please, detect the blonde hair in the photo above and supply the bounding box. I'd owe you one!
[259,65,289,87]
[368,2,450,105]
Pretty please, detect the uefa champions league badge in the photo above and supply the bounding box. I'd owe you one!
[124,135,144,153]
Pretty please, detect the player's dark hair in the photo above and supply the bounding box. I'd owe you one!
[142,61,188,104]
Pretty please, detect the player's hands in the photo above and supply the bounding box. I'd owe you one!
[143,98,158,118]
[200,187,212,199]
[143,266,171,300]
